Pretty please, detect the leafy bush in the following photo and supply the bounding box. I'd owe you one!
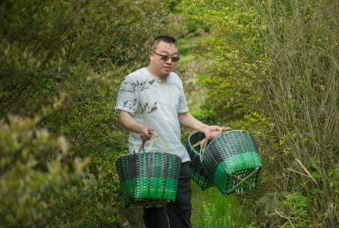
[192,110,221,125]
[0,0,172,226]
[179,0,339,227]
[0,114,102,227]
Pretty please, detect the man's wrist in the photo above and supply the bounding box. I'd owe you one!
[198,124,210,133]
[138,125,146,134]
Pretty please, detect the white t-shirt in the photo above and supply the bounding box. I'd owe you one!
[115,67,190,162]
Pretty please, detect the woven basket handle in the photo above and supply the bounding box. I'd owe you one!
[138,131,169,154]
[190,127,231,149]
[190,127,232,162]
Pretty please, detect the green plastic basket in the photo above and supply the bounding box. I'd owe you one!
[116,132,182,208]
[186,131,214,191]
[202,130,263,196]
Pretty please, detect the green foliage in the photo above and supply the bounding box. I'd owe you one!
[0,115,105,227]
[257,192,320,227]
[190,181,247,227]
[0,0,173,226]
[249,0,339,226]
[175,1,212,36]
[192,110,220,125]
[256,192,290,216]
[247,223,256,228]
[178,0,262,121]
[197,74,207,85]
[179,0,339,227]
[162,0,183,12]
[179,43,198,55]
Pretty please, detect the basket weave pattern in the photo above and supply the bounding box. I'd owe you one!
[186,131,214,191]
[202,130,263,196]
[116,133,182,208]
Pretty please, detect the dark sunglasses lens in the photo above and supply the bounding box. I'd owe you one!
[161,56,179,62]
[161,56,170,61]
[171,57,179,62]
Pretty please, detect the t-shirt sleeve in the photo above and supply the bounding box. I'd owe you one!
[178,85,189,113]
[115,76,139,115]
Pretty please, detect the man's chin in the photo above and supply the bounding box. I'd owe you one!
[161,70,171,77]
[163,68,172,74]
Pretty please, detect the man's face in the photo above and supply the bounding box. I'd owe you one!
[149,41,179,78]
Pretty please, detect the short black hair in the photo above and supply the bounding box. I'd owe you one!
[151,35,177,51]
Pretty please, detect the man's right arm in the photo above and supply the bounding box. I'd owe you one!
[118,110,154,141]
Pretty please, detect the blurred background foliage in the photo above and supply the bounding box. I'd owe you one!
[178,0,339,227]
[0,0,177,227]
[2,0,339,227]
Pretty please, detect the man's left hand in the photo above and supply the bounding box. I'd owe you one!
[202,126,223,139]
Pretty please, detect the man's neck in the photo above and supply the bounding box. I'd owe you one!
[146,66,169,84]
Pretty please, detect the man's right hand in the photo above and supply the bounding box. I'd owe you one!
[119,111,154,141]
[140,126,154,141]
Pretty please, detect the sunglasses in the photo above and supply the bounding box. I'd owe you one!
[153,51,180,62]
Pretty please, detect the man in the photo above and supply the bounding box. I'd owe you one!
[115,35,222,228]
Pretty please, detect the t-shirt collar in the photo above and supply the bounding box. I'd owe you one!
[143,67,172,84]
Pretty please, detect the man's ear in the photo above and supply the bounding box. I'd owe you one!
[149,51,154,61]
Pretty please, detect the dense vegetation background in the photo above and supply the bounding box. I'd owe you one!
[1,0,338,227]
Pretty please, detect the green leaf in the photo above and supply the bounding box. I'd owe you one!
[312,172,321,179]
[296,195,307,206]
[100,85,108,96]
[311,188,324,194]
[65,127,72,133]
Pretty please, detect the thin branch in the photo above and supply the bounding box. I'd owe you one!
[10,0,45,43]
[295,158,318,186]
[41,28,71,70]
[286,168,310,178]
[67,32,76,64]
[274,7,330,60]
[274,209,295,228]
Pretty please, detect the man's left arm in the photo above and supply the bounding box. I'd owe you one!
[178,112,222,139]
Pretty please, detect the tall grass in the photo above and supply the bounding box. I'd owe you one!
[191,180,250,228]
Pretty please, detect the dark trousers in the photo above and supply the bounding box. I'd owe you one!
[143,162,192,228]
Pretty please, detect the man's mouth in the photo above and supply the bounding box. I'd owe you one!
[164,67,171,71]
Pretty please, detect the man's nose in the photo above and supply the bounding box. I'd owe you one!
[166,58,173,63]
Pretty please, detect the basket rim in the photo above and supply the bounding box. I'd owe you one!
[188,130,251,158]
[187,131,206,157]
[115,151,182,163]
[204,130,256,154]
